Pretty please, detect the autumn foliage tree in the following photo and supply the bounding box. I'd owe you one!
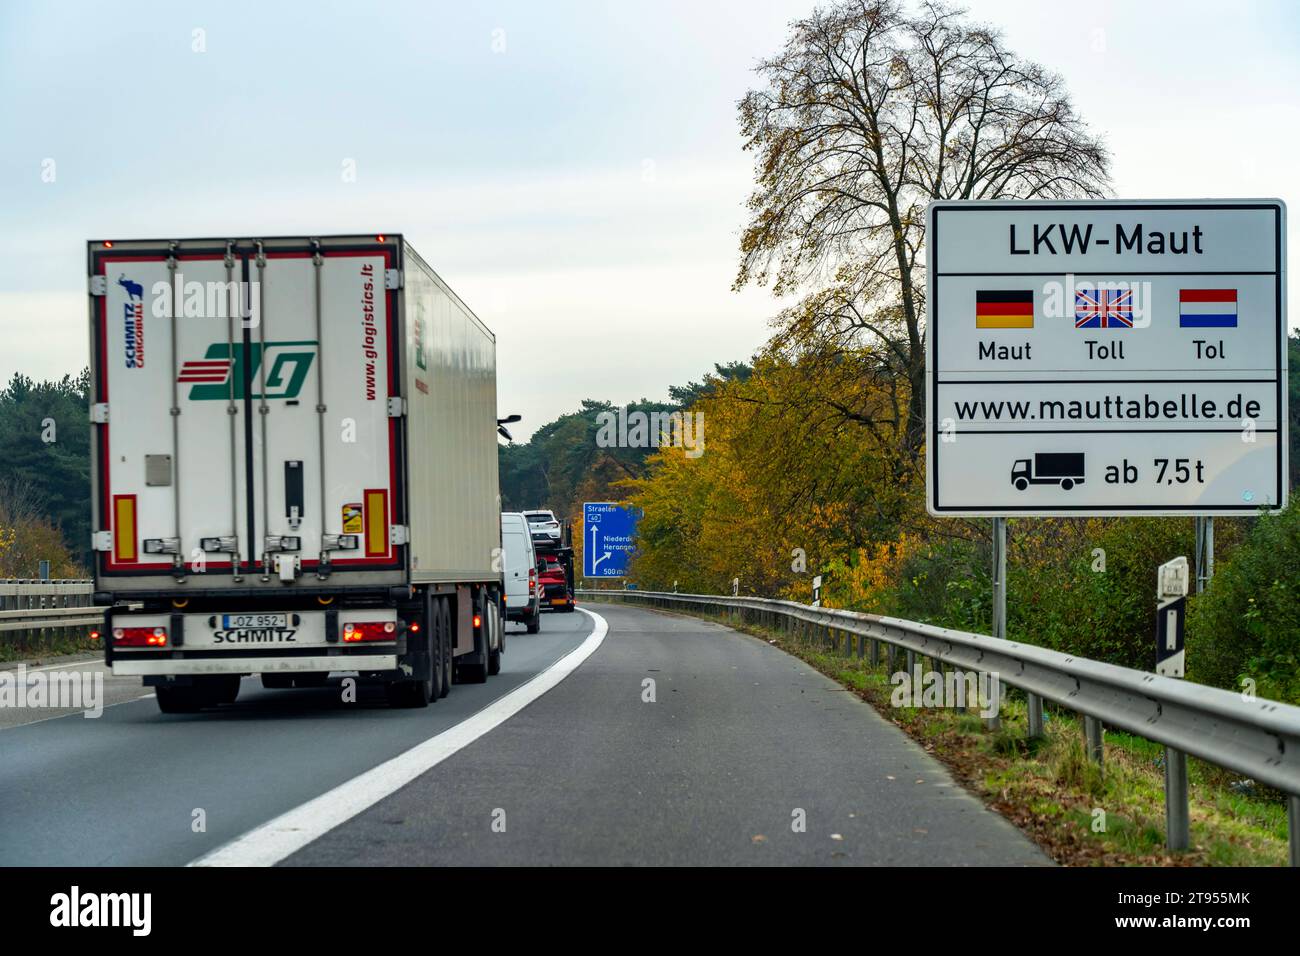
[627,353,911,596]
[736,0,1110,463]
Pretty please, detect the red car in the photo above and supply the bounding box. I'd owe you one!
[538,555,574,612]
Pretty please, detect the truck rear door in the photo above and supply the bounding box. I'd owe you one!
[91,236,404,583]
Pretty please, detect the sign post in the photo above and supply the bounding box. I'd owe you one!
[1156,556,1191,851]
[1195,516,1215,593]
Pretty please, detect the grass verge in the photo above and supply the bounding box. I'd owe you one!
[0,630,99,663]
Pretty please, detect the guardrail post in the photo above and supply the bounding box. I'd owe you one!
[983,676,1002,730]
[905,649,915,675]
[1085,716,1104,767]
[1026,693,1044,738]
[1289,796,1300,867]
[856,634,864,659]
[869,638,880,666]
[1164,747,1189,851]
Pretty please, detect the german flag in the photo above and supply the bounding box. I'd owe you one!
[975,290,1033,329]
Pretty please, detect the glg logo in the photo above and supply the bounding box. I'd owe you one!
[178,341,317,401]
[118,274,145,369]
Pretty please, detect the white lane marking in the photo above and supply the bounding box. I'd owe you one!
[0,693,156,732]
[8,658,105,674]
[190,607,609,867]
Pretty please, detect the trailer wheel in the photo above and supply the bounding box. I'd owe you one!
[457,592,490,684]
[438,597,453,698]
[430,596,446,701]
[388,628,435,709]
[215,675,242,704]
[155,684,202,714]
[155,676,238,713]
[494,596,505,658]
[262,673,327,690]
[488,603,502,676]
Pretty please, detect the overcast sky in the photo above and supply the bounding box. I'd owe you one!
[1,0,1297,440]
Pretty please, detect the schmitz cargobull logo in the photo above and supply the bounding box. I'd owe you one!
[118,274,145,368]
[177,341,317,401]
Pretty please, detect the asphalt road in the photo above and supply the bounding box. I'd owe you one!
[284,604,1047,866]
[0,611,593,866]
[1,604,1046,866]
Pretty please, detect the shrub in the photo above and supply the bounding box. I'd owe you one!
[1188,500,1300,704]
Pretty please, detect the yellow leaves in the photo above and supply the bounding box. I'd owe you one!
[628,347,923,598]
[830,533,920,608]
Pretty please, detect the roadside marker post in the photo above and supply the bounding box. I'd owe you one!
[1157,556,1191,851]
[988,517,1007,730]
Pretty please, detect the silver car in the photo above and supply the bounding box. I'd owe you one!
[523,509,563,546]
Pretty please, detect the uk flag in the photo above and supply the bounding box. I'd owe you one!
[1075,287,1134,328]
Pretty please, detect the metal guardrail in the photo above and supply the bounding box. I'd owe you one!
[0,579,105,634]
[579,588,1300,865]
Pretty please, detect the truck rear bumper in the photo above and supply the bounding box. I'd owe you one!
[112,654,398,676]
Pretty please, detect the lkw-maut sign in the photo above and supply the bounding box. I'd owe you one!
[926,199,1288,517]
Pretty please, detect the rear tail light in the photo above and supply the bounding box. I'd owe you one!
[342,621,397,643]
[528,568,536,595]
[113,626,168,647]
[472,613,482,629]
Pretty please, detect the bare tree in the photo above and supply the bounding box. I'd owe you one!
[736,0,1110,462]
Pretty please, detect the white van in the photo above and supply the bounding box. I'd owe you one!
[500,512,541,633]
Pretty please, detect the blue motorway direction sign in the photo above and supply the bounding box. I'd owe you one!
[582,502,639,577]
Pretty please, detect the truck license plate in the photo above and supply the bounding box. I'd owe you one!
[222,613,287,629]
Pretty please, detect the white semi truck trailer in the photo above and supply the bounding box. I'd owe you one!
[87,235,505,712]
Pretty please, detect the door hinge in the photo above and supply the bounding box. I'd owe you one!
[92,531,113,551]
[390,525,410,546]
[385,268,403,290]
[387,397,406,418]
[89,275,107,296]
[90,403,109,424]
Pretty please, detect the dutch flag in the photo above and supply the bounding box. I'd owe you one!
[1179,289,1238,328]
